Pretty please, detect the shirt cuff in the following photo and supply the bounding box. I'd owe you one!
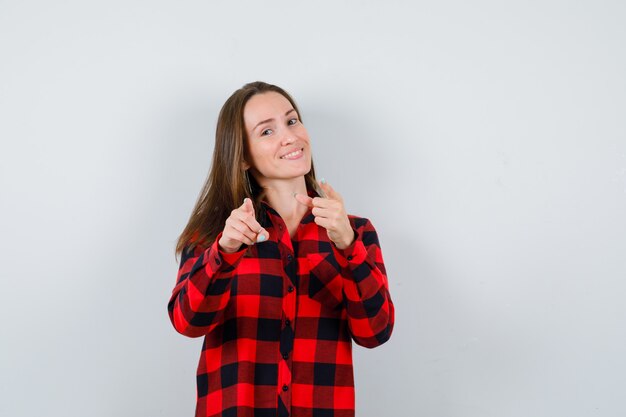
[331,227,367,268]
[207,232,248,271]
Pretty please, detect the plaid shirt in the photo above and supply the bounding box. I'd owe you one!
[168,194,394,417]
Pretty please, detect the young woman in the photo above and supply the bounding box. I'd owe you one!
[168,81,394,417]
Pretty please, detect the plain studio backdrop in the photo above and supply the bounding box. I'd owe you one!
[1,1,625,416]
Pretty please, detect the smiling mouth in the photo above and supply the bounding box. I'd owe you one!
[280,148,304,159]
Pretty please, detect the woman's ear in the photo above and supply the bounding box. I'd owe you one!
[241,160,250,170]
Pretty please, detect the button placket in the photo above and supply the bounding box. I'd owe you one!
[278,238,296,413]
[267,206,301,415]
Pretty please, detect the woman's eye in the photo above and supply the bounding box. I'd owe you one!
[288,118,298,125]
[261,129,273,136]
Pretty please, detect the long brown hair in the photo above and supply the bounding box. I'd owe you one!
[174,81,319,260]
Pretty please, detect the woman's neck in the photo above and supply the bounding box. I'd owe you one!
[260,176,309,221]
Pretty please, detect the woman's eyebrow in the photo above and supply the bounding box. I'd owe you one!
[253,109,296,131]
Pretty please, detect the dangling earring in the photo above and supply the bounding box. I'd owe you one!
[244,170,253,195]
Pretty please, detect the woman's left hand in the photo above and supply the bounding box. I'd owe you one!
[294,180,356,249]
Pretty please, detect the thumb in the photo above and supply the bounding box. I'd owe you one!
[293,192,314,208]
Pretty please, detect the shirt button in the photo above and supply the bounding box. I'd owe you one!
[287,254,293,261]
[288,286,294,293]
[215,257,221,265]
[282,352,289,359]
[285,319,291,326]
[279,225,283,230]
[282,384,289,392]
[347,255,353,261]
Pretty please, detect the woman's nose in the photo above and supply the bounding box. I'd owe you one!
[281,134,294,146]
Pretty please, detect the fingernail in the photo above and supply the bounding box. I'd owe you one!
[320,178,326,184]
[256,234,267,243]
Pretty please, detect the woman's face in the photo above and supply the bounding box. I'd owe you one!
[243,91,312,185]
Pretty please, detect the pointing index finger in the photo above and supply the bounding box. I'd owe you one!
[293,192,314,208]
[319,179,341,202]
[241,197,255,214]
[234,205,269,242]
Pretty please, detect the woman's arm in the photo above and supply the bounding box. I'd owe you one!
[169,198,267,337]
[294,181,395,348]
[167,234,247,338]
[332,217,395,348]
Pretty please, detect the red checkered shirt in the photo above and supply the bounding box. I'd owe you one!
[168,196,395,417]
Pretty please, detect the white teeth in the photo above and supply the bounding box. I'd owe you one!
[281,149,302,159]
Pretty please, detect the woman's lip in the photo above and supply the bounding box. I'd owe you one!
[280,148,304,160]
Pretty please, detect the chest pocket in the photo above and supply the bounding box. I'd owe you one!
[305,252,344,310]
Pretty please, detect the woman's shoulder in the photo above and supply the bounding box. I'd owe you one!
[180,231,212,260]
[347,213,369,224]
[346,214,377,231]
[345,214,383,249]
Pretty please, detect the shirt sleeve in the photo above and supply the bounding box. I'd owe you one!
[331,217,395,348]
[167,233,247,338]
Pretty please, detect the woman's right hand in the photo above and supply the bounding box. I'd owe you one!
[218,198,269,253]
